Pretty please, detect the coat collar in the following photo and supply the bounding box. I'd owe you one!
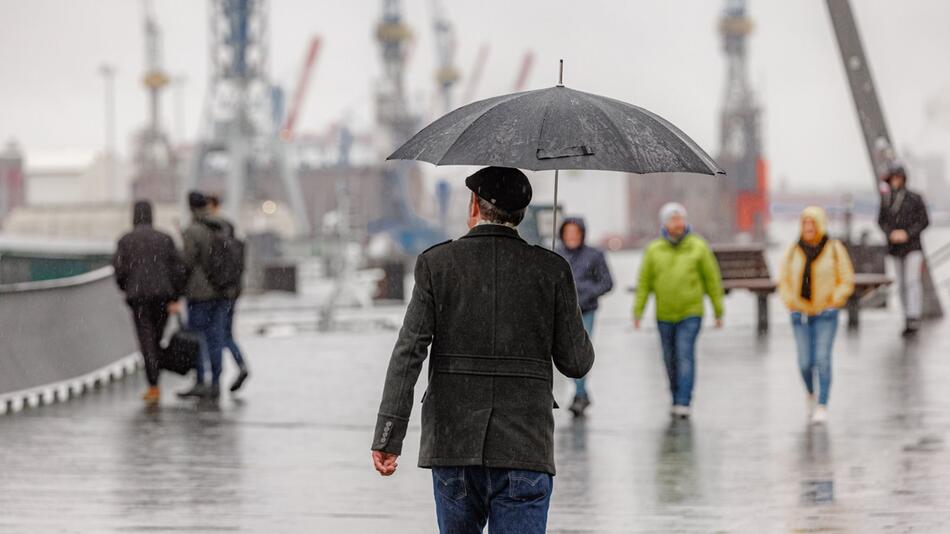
[460,223,524,242]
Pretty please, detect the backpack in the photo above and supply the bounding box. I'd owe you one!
[202,220,245,293]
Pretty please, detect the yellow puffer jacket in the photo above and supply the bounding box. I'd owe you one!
[778,209,855,316]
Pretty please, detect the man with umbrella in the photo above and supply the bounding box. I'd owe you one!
[375,72,724,529]
[370,166,594,533]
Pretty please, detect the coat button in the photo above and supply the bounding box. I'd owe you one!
[385,421,393,428]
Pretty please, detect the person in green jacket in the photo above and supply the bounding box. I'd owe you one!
[633,203,724,419]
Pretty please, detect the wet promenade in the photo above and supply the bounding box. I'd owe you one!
[3,252,950,533]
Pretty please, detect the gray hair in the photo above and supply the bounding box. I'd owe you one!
[475,195,525,226]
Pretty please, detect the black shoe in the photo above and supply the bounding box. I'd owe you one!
[203,384,221,399]
[230,369,249,392]
[902,319,920,337]
[568,395,591,417]
[176,383,208,399]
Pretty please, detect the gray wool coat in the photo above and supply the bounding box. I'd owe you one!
[370,223,595,475]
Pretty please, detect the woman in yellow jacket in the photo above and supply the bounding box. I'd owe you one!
[778,207,855,424]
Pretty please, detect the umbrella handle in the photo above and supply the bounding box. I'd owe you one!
[551,169,559,250]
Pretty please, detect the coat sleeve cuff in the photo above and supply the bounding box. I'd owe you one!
[370,413,409,455]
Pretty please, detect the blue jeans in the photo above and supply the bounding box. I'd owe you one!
[188,298,228,386]
[223,299,246,369]
[657,316,703,407]
[432,466,552,534]
[791,309,839,406]
[574,311,596,398]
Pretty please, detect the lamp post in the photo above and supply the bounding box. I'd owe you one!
[98,64,117,200]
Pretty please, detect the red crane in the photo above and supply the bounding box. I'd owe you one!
[512,50,534,92]
[281,36,322,140]
[461,44,490,104]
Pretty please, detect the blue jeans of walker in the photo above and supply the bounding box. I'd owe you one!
[433,466,553,534]
[574,311,596,398]
[657,316,703,407]
[188,298,228,386]
[223,299,246,369]
[791,309,839,406]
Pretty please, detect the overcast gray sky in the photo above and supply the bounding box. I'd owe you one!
[1,0,949,195]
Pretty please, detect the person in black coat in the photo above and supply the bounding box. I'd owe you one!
[112,200,186,404]
[370,167,594,534]
[557,217,613,416]
[877,164,930,335]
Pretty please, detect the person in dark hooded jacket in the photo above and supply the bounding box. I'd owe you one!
[877,163,930,336]
[557,217,613,416]
[112,200,187,405]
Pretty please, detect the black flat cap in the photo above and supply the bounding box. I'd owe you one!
[465,166,532,211]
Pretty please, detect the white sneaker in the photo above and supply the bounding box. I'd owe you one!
[671,405,691,419]
[811,405,828,424]
[806,394,816,417]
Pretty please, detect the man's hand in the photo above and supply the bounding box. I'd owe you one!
[372,451,399,477]
[890,229,909,244]
[715,318,724,329]
[633,318,641,330]
[166,300,182,315]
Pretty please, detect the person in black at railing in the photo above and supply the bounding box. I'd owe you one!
[112,200,187,405]
[878,163,930,337]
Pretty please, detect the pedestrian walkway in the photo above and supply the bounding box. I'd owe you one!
[2,253,950,533]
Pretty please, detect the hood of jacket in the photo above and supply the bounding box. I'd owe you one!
[132,201,153,226]
[559,217,587,248]
[800,206,828,242]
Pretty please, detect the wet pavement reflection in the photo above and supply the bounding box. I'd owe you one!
[2,252,950,532]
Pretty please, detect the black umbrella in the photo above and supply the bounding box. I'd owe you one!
[389,61,724,248]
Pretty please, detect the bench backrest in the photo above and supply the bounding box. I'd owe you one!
[711,244,770,281]
[846,243,887,275]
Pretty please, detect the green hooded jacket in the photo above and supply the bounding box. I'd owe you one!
[633,233,724,323]
[181,211,232,302]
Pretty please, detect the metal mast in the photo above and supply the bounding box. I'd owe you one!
[717,0,767,241]
[185,0,309,232]
[374,0,417,224]
[429,0,459,230]
[132,0,177,203]
[430,0,460,113]
[826,0,895,187]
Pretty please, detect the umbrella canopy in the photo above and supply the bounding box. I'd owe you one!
[389,85,724,176]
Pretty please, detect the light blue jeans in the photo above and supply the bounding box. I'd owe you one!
[574,311,596,398]
[791,309,839,406]
[657,316,703,407]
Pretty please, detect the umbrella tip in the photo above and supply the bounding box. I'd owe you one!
[557,59,564,86]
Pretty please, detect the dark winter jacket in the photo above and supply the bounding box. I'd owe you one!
[877,187,929,257]
[556,218,614,313]
[181,211,230,301]
[371,224,595,475]
[112,202,186,304]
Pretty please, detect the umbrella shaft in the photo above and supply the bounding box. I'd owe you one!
[551,169,559,250]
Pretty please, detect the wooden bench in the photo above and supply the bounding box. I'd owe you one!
[629,244,891,333]
[848,273,892,329]
[711,244,775,334]
[627,244,777,333]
